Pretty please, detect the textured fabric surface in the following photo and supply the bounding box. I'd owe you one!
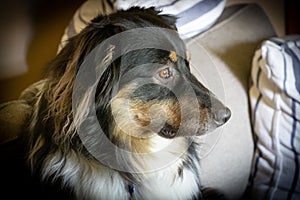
[116,0,226,39]
[249,35,300,200]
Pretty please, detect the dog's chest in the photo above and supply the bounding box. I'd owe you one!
[84,167,200,200]
[54,156,200,200]
[132,168,200,200]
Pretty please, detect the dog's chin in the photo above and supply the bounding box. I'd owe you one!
[156,122,226,139]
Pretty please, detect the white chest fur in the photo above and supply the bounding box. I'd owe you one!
[43,149,200,200]
[133,166,200,200]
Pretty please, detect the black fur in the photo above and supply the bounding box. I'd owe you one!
[1,7,229,199]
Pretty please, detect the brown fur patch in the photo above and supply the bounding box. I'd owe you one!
[112,126,151,153]
[169,51,177,62]
[129,99,182,132]
[110,82,212,152]
[110,84,154,153]
[110,83,183,153]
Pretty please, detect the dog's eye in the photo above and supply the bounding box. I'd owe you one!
[158,67,172,79]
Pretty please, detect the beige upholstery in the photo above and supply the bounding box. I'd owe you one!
[189,4,276,199]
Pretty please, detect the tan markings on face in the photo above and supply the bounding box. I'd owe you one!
[169,51,177,63]
[198,107,210,133]
[112,125,151,153]
[129,99,182,131]
[110,83,153,153]
[110,83,212,152]
[111,97,182,153]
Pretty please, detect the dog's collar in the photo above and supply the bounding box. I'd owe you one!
[128,183,135,198]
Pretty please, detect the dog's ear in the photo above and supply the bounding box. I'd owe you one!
[145,7,177,30]
[95,44,120,107]
[94,58,121,135]
[43,23,122,143]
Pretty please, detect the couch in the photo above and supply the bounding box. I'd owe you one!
[1,2,299,199]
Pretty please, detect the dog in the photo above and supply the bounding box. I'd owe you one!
[26,7,231,200]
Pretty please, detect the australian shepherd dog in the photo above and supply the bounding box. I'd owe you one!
[26,7,231,200]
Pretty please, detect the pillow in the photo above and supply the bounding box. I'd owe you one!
[248,35,300,199]
[116,0,227,39]
[58,0,116,51]
[59,0,227,51]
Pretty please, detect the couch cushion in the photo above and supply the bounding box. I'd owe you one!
[0,80,44,145]
[249,35,300,199]
[0,100,32,145]
[116,0,226,39]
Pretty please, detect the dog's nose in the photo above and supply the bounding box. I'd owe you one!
[213,107,231,126]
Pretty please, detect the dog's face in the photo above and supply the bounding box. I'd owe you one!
[108,48,231,141]
[86,9,231,152]
[43,7,230,157]
[27,7,232,183]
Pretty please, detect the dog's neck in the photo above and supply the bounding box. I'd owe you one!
[122,158,201,200]
[41,138,201,199]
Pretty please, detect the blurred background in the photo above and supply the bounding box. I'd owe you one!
[0,0,84,103]
[0,0,299,103]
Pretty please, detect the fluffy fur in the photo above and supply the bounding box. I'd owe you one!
[27,7,230,200]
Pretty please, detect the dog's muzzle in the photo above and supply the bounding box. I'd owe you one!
[158,105,231,139]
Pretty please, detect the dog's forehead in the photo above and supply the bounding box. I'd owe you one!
[120,35,185,65]
[120,48,182,72]
[118,27,186,57]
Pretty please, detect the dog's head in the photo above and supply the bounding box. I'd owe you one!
[105,44,231,141]
[43,7,230,157]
